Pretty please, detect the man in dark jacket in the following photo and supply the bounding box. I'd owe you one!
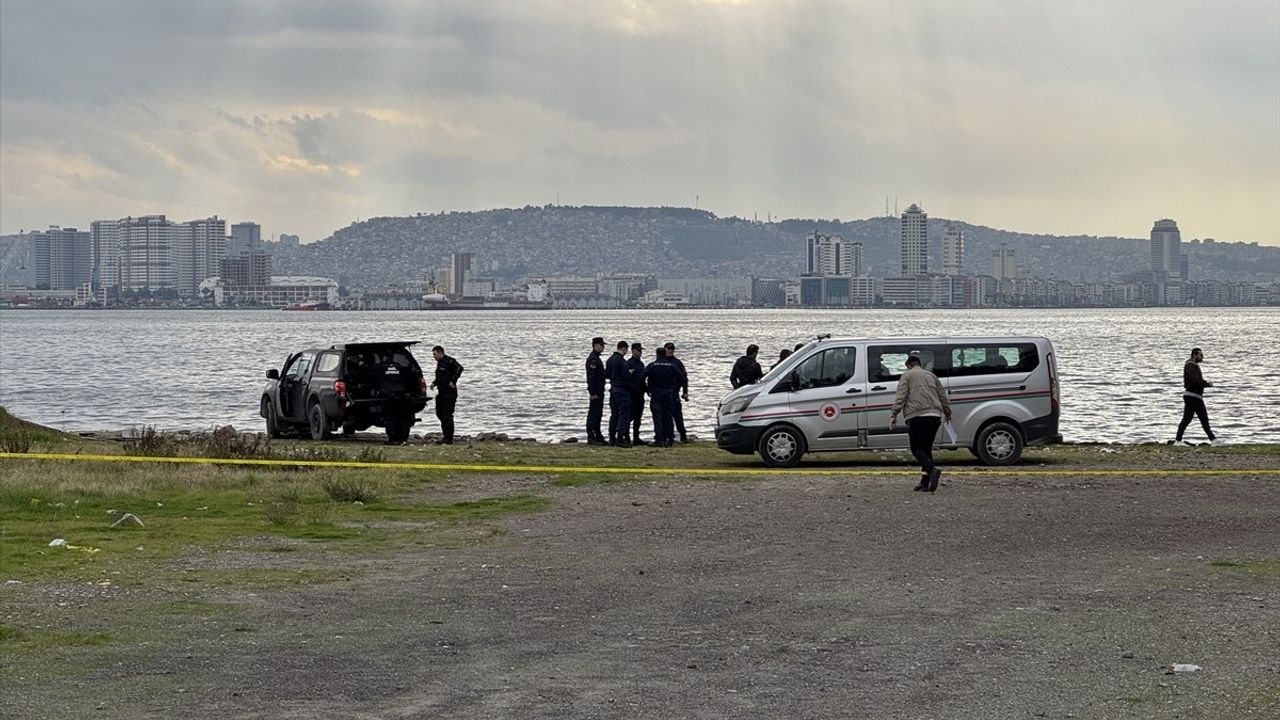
[730,344,763,388]
[626,343,647,445]
[1172,347,1217,445]
[664,342,690,442]
[644,347,680,446]
[605,340,633,446]
[431,345,464,444]
[585,337,606,445]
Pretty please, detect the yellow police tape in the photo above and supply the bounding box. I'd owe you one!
[1,451,1278,477]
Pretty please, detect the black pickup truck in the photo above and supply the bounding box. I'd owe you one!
[260,342,430,444]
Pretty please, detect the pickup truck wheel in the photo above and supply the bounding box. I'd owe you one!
[264,399,283,438]
[308,402,331,441]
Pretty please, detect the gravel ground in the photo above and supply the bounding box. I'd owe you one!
[6,449,1280,720]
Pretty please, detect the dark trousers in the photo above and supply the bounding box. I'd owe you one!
[435,390,457,441]
[650,390,676,444]
[630,392,645,440]
[671,395,687,439]
[907,416,942,477]
[608,389,632,441]
[1176,395,1215,441]
[587,394,604,440]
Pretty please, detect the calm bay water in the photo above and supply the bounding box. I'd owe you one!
[2,308,1278,445]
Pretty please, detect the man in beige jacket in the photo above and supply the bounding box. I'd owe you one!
[889,355,952,492]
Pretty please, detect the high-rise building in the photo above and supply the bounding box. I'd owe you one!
[117,215,176,292]
[90,219,122,289]
[900,204,928,275]
[228,222,262,257]
[173,216,227,296]
[451,252,474,295]
[219,252,272,288]
[943,223,964,276]
[1150,219,1181,275]
[28,227,91,290]
[992,243,1018,280]
[805,231,861,275]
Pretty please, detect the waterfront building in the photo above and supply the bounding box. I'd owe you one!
[656,277,752,306]
[992,243,1018,280]
[117,215,176,292]
[883,274,954,307]
[544,276,599,297]
[943,224,964,275]
[199,275,338,307]
[228,222,262,257]
[219,252,272,288]
[900,204,928,275]
[451,252,474,295]
[751,278,787,307]
[1150,219,1181,276]
[462,278,498,298]
[172,216,226,297]
[806,231,861,276]
[601,273,657,302]
[28,226,90,290]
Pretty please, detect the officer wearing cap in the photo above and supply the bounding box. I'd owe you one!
[644,346,680,447]
[585,337,606,445]
[626,342,647,444]
[664,342,690,443]
[605,340,633,446]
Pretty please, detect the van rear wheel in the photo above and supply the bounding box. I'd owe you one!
[759,425,805,468]
[974,422,1023,465]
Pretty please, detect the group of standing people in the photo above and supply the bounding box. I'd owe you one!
[586,337,689,447]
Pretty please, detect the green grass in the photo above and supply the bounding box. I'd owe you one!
[0,624,111,650]
[1208,558,1280,576]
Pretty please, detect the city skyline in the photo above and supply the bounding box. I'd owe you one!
[1,1,1277,246]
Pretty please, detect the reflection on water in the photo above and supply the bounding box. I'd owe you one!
[2,308,1278,444]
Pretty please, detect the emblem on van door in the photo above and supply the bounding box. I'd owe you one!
[820,402,840,422]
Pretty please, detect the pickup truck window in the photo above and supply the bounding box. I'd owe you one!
[284,352,315,380]
[314,352,341,375]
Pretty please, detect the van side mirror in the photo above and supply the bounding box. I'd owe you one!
[266,368,280,380]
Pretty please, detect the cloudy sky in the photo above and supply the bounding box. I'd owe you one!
[2,0,1277,244]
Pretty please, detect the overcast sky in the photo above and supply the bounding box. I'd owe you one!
[2,0,1277,244]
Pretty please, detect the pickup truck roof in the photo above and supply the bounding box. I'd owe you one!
[329,342,421,351]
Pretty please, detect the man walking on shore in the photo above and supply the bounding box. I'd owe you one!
[1171,347,1217,446]
[730,344,763,388]
[585,337,606,445]
[606,340,633,446]
[664,342,690,443]
[430,345,464,445]
[889,355,952,493]
[627,343,647,445]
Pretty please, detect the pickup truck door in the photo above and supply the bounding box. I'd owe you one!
[280,352,315,419]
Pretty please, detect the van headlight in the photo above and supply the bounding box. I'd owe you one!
[720,393,758,416]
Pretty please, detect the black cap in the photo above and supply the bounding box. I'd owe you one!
[905,355,922,366]
[591,337,604,346]
[664,342,676,350]
[632,342,643,351]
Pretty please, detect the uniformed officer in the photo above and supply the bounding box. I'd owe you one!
[626,343,647,445]
[605,340,633,446]
[585,337,606,445]
[664,341,690,443]
[644,346,680,447]
[430,345,464,445]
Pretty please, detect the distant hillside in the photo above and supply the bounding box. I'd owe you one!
[269,206,1279,287]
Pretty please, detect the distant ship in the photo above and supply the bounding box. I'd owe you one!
[282,300,331,311]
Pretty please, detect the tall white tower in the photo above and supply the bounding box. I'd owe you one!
[1150,219,1181,275]
[943,224,964,276]
[900,204,927,275]
[992,243,1018,280]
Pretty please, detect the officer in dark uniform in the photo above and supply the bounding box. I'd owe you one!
[644,346,680,447]
[664,341,690,443]
[626,343,647,444]
[605,340,632,446]
[431,345,464,445]
[585,337,606,445]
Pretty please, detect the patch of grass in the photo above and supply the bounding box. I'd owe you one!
[0,624,111,650]
[1208,558,1280,576]
[320,476,380,503]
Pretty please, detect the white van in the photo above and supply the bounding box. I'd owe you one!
[715,336,1061,466]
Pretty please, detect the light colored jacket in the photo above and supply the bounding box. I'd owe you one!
[890,366,952,421]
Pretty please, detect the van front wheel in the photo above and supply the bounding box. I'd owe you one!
[975,422,1023,466]
[759,425,805,468]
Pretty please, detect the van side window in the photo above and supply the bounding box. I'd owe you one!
[792,347,857,390]
[950,344,1039,376]
[868,346,945,381]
